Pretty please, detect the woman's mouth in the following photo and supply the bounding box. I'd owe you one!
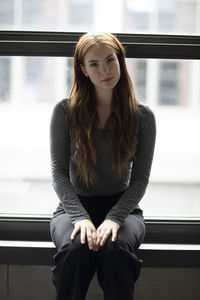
[101,77,113,82]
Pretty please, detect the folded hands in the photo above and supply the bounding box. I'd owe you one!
[71,219,120,251]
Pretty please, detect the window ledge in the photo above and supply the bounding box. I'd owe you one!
[1,240,200,251]
[0,240,200,268]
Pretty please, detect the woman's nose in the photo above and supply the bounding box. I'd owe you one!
[100,63,109,74]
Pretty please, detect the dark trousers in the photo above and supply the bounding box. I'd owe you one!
[50,192,146,300]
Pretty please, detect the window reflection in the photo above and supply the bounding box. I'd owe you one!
[0,0,200,218]
[0,0,14,29]
[0,57,199,218]
[159,62,179,105]
[0,0,200,34]
[68,0,94,31]
[0,58,10,102]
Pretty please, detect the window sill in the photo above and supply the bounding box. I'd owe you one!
[0,240,200,268]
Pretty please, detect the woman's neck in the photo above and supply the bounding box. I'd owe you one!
[95,88,112,109]
[95,90,112,129]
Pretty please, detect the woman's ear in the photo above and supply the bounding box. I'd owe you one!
[80,64,89,77]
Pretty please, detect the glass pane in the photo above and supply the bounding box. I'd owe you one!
[0,57,200,219]
[0,0,200,35]
[0,56,72,216]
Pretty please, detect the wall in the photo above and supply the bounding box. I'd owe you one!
[0,265,200,300]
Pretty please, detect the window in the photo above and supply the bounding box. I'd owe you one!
[0,0,14,30]
[0,0,200,34]
[0,57,10,102]
[0,0,200,222]
[0,56,71,216]
[127,60,147,103]
[158,62,179,105]
[0,54,199,219]
[68,0,94,31]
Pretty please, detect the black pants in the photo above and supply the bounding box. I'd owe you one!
[50,191,146,300]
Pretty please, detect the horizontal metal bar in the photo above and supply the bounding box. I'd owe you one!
[0,217,199,244]
[0,240,55,248]
[140,243,200,251]
[1,241,200,251]
[0,41,199,59]
[1,30,200,43]
[138,248,200,268]
[0,241,199,267]
[0,31,200,59]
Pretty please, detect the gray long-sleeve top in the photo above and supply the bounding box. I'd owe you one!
[50,99,156,226]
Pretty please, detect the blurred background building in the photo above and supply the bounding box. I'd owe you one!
[0,0,200,218]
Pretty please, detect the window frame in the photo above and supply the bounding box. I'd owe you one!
[0,30,200,255]
[0,30,200,59]
[0,216,200,267]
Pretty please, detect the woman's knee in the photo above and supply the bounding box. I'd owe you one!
[50,214,74,249]
[99,217,146,258]
[99,233,137,257]
[99,237,123,259]
[53,235,91,268]
[69,234,90,254]
[98,235,143,281]
[118,215,146,250]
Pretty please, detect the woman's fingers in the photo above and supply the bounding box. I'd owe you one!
[70,225,81,240]
[99,229,111,246]
[96,228,110,247]
[80,226,86,244]
[71,219,97,250]
[92,230,99,251]
[96,228,105,245]
[71,219,119,251]
[95,219,120,248]
[87,228,94,249]
[111,227,118,242]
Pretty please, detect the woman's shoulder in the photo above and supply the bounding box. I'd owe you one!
[52,98,70,118]
[137,102,156,130]
[138,102,154,117]
[51,98,71,128]
[54,98,69,112]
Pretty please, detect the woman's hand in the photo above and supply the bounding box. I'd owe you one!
[94,219,120,251]
[71,219,97,250]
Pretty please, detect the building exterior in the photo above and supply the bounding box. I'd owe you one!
[0,0,200,217]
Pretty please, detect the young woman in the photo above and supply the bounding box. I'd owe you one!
[50,32,156,300]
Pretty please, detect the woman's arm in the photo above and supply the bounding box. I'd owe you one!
[105,105,156,225]
[50,99,91,224]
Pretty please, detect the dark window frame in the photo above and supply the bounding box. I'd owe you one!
[0,216,200,267]
[0,30,200,59]
[0,31,200,259]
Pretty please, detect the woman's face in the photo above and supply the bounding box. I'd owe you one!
[81,44,121,94]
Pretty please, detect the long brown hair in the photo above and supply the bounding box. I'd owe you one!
[68,32,139,186]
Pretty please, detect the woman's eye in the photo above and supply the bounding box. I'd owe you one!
[90,62,98,67]
[108,57,114,63]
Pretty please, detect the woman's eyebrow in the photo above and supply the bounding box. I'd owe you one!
[88,54,114,63]
[106,54,114,59]
[88,59,98,63]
